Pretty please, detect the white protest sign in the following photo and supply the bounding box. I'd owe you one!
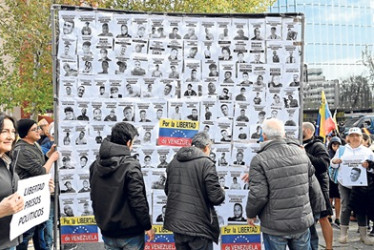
[338,155,368,187]
[10,174,51,240]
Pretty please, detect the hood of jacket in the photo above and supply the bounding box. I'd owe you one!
[96,137,132,177]
[176,146,209,162]
[304,136,323,145]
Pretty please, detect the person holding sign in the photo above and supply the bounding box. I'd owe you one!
[330,127,374,245]
[0,114,24,250]
[12,119,59,250]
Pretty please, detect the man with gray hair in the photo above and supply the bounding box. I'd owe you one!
[246,119,316,249]
[164,132,225,249]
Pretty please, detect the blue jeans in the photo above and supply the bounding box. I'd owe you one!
[44,199,54,249]
[102,233,144,250]
[263,229,310,250]
[309,223,318,250]
[309,213,321,250]
[16,222,47,250]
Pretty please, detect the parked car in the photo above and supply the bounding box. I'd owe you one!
[343,115,374,135]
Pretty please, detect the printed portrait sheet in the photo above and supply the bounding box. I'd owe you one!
[338,155,368,186]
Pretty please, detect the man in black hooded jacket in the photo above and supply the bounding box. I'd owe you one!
[90,122,154,249]
[164,132,225,249]
[303,122,333,250]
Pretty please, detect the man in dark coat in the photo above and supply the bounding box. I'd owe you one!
[164,132,225,249]
[90,122,154,249]
[303,122,333,250]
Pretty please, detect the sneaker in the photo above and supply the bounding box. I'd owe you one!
[332,223,340,230]
[370,228,374,237]
[335,219,340,226]
[64,244,77,250]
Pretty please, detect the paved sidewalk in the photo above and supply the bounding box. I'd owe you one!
[316,222,374,250]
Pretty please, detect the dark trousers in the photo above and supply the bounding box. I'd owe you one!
[173,233,213,250]
[16,222,47,250]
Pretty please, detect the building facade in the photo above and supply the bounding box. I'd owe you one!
[269,0,374,114]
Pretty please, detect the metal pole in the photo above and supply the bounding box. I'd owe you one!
[299,13,306,142]
[50,5,59,250]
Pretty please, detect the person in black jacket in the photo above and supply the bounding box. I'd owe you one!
[0,114,24,250]
[90,122,155,249]
[13,119,59,250]
[303,122,333,250]
[327,136,342,227]
[164,132,225,249]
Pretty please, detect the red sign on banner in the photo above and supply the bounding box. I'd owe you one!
[61,225,99,243]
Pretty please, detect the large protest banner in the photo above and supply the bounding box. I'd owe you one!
[10,174,51,240]
[52,4,304,249]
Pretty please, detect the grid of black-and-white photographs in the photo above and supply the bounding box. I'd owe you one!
[56,9,303,231]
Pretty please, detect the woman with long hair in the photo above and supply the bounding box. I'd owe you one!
[0,114,24,249]
[327,136,342,227]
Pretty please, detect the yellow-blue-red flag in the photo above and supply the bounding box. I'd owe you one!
[315,91,336,140]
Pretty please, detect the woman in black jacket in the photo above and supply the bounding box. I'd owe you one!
[0,114,24,249]
[327,136,342,227]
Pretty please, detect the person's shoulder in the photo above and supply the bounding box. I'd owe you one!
[311,138,327,150]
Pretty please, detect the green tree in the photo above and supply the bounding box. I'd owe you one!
[0,0,275,117]
[103,0,275,13]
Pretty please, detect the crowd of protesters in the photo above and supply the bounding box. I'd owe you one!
[0,115,58,250]
[1,114,374,250]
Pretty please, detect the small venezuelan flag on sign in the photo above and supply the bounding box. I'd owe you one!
[158,119,199,147]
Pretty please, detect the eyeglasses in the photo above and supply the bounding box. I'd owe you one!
[30,126,41,132]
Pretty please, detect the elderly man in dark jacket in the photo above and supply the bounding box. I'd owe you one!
[246,119,318,249]
[164,132,225,249]
[303,122,333,250]
[90,122,154,249]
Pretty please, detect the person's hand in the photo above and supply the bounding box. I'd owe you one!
[241,173,249,183]
[362,161,369,169]
[49,151,59,162]
[46,144,57,158]
[332,158,342,164]
[0,193,24,218]
[146,228,155,242]
[49,179,55,194]
[247,217,256,226]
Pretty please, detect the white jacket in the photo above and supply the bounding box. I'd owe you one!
[331,144,374,188]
